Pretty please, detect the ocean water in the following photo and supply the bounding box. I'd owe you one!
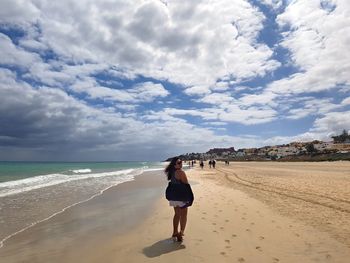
[0,161,165,248]
[0,161,164,196]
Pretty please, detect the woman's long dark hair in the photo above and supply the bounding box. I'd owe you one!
[165,157,180,181]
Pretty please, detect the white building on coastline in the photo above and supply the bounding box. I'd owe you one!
[313,141,334,151]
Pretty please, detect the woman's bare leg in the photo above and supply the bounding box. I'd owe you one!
[179,207,188,235]
[173,207,181,236]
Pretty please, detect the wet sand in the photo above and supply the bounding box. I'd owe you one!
[0,171,165,262]
[1,162,350,262]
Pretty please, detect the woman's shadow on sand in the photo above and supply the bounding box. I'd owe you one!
[143,238,186,258]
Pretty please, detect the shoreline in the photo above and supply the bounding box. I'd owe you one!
[1,162,350,262]
[0,175,136,249]
[0,170,166,262]
[0,165,162,243]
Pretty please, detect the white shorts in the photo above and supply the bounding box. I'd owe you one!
[169,200,187,207]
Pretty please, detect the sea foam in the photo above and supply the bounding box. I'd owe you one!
[70,168,92,174]
[0,168,138,197]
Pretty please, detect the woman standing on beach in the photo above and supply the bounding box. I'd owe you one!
[165,157,193,242]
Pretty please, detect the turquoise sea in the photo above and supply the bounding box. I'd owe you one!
[0,161,164,183]
[0,161,166,248]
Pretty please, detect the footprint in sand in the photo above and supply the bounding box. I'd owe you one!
[272,257,280,262]
[225,239,230,243]
[305,242,312,248]
[238,257,245,262]
[259,236,265,240]
[212,223,217,225]
[241,217,246,220]
[232,234,237,238]
[220,227,224,230]
[201,217,206,220]
[225,219,230,222]
[250,222,255,225]
[245,228,250,232]
[255,246,262,252]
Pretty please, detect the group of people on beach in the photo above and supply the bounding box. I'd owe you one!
[198,159,216,169]
[208,159,216,168]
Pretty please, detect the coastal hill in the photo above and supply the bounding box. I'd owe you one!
[167,130,350,162]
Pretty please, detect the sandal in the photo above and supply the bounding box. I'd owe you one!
[176,232,184,242]
[171,233,178,242]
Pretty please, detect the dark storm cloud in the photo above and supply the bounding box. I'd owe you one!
[0,73,84,148]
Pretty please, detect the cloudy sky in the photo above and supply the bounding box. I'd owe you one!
[0,0,349,161]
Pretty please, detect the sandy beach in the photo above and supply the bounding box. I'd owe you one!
[1,162,350,262]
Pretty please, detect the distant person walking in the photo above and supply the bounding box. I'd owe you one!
[200,160,204,169]
[212,159,216,168]
[209,160,212,168]
[165,157,194,242]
